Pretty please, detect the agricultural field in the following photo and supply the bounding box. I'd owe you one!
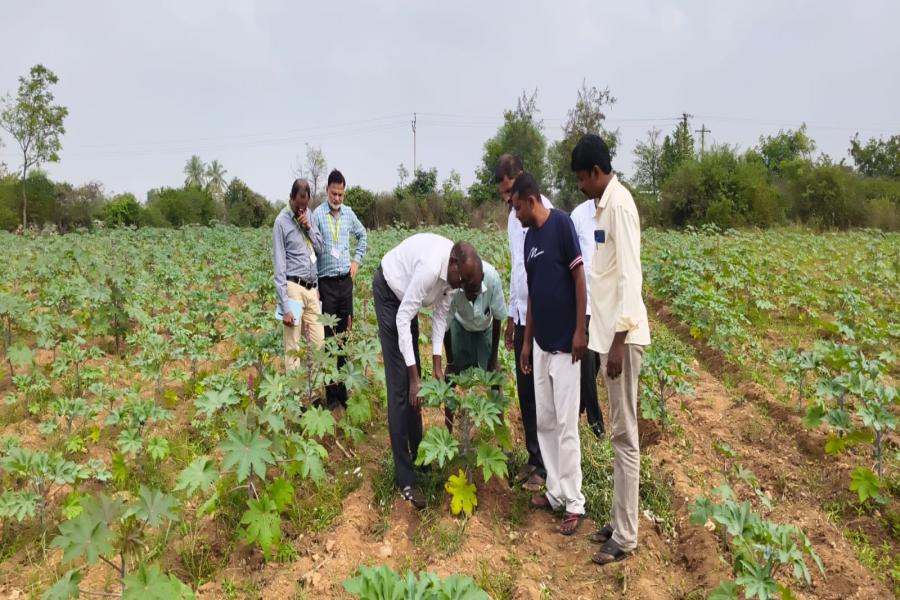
[0,225,897,600]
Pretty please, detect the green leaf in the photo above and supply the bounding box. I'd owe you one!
[194,387,240,420]
[126,486,179,527]
[345,394,372,426]
[0,490,40,522]
[41,569,82,600]
[445,469,477,516]
[708,580,739,600]
[849,467,882,504]
[116,428,143,457]
[7,343,34,368]
[289,438,327,484]
[300,406,336,439]
[475,443,507,482]
[415,427,459,468]
[122,564,195,600]
[241,496,281,555]
[174,456,218,498]
[218,427,274,483]
[735,560,777,600]
[267,478,294,512]
[147,437,170,461]
[51,511,114,565]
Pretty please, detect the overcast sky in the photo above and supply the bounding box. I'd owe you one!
[2,0,898,203]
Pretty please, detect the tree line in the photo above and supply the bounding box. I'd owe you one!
[2,66,898,232]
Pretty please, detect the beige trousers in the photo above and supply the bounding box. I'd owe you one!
[599,344,644,552]
[284,281,324,371]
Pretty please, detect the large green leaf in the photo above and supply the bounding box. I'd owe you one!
[125,485,179,527]
[51,511,114,565]
[241,496,281,555]
[415,427,459,468]
[122,564,195,600]
[218,427,274,483]
[290,438,327,484]
[300,406,336,439]
[41,569,82,600]
[475,443,507,482]
[174,456,218,498]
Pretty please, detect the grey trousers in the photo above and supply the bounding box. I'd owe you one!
[599,344,644,552]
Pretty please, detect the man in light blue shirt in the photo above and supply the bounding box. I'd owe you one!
[313,169,368,409]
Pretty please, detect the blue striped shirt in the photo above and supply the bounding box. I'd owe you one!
[312,203,368,277]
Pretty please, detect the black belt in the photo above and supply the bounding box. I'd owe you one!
[319,272,350,281]
[287,276,316,289]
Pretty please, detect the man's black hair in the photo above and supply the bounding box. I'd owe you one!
[327,169,346,188]
[290,178,311,199]
[509,172,541,203]
[570,134,613,175]
[493,153,524,183]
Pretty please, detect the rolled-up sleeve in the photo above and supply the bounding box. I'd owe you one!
[489,274,507,321]
[272,221,288,312]
[612,205,644,332]
[352,211,368,263]
[396,270,433,367]
[307,210,324,255]
[430,292,451,359]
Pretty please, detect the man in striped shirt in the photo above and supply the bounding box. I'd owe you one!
[313,169,368,410]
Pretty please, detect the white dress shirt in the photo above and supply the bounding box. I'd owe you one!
[381,233,454,367]
[588,175,651,353]
[569,198,596,317]
[507,194,553,325]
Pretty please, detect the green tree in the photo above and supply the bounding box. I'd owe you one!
[55,181,105,232]
[0,64,68,228]
[547,82,619,208]
[470,89,547,204]
[659,119,695,184]
[222,178,272,227]
[633,127,663,193]
[205,160,227,201]
[183,155,207,189]
[757,124,816,174]
[849,133,900,179]
[102,193,142,227]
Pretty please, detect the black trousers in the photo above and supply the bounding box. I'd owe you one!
[373,268,422,489]
[513,324,546,477]
[319,273,353,408]
[581,315,605,437]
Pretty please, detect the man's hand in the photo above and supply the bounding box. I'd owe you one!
[571,327,587,363]
[282,311,295,327]
[433,362,445,383]
[350,261,359,278]
[298,212,311,230]
[607,335,626,379]
[520,341,532,375]
[408,366,421,411]
[504,317,515,351]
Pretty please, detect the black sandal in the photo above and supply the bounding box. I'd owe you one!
[400,485,426,510]
[589,524,614,544]
[591,539,631,565]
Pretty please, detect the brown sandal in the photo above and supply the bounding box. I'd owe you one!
[558,512,583,536]
[530,493,553,511]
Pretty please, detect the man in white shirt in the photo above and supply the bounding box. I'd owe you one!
[571,134,651,565]
[373,233,482,509]
[569,199,605,438]
[496,154,552,492]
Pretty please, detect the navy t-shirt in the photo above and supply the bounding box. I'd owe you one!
[524,209,583,353]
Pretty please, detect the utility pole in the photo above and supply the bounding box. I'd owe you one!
[411,112,417,172]
[695,123,711,159]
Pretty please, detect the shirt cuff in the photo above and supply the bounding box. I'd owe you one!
[615,315,639,332]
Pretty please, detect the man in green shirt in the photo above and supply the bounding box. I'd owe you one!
[443,259,507,427]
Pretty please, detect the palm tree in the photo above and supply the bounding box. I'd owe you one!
[206,160,227,200]
[184,155,207,189]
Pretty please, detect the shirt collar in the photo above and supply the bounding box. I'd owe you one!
[595,174,618,213]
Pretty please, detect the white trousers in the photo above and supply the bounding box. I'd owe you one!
[533,340,585,514]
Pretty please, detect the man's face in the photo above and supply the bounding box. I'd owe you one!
[327,183,345,209]
[290,191,310,215]
[576,167,603,199]
[463,270,483,302]
[497,175,516,206]
[511,191,536,228]
[447,257,478,292]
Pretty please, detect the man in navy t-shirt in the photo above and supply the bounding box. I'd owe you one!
[513,172,588,536]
